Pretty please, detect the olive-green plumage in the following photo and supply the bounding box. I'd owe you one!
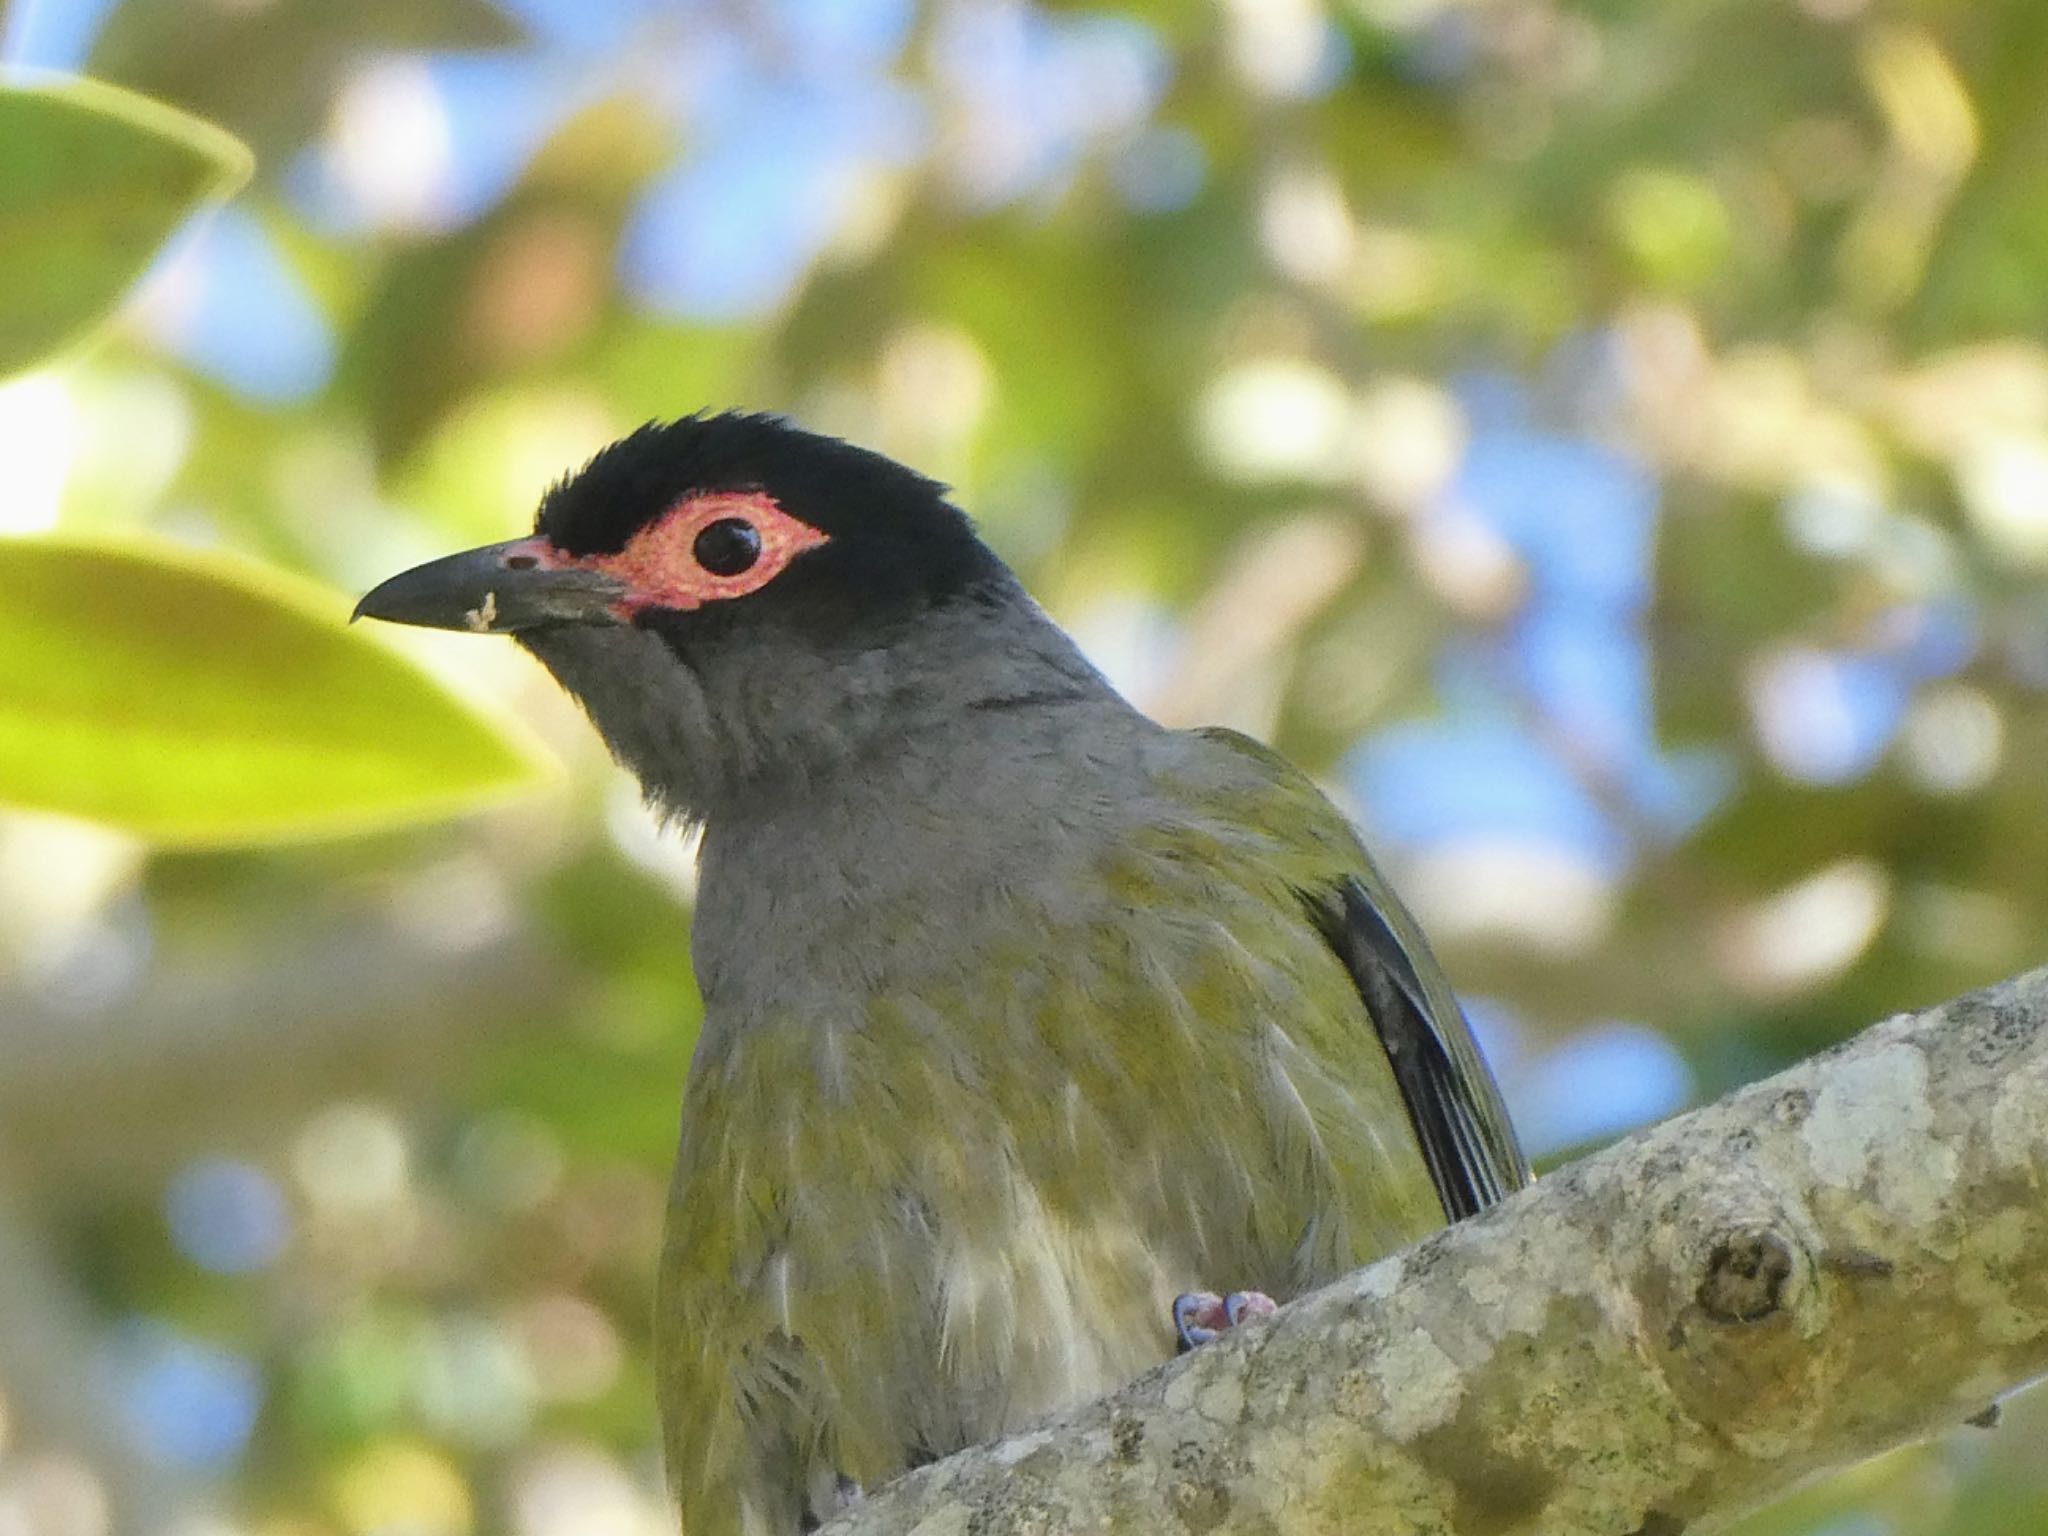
[659,726,1523,1535]
[352,413,1529,1536]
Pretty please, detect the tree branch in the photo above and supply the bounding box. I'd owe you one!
[0,919,567,1194]
[825,965,2048,1536]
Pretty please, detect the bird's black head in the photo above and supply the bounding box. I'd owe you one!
[353,413,1079,823]
[356,412,1004,650]
[528,411,1007,659]
[532,412,1003,650]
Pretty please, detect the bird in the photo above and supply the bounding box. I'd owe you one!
[355,411,1529,1536]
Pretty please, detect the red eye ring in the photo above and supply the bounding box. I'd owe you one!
[576,490,827,615]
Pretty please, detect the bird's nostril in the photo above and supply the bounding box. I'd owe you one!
[505,554,539,570]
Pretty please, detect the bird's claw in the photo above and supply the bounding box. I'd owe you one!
[1174,1291,1225,1349]
[1174,1289,1277,1352]
[1225,1290,1276,1326]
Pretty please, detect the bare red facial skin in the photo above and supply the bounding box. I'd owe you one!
[525,492,829,620]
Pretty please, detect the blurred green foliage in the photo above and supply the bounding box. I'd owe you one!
[0,76,544,844]
[0,77,246,372]
[1,2,2047,1535]
[0,536,554,843]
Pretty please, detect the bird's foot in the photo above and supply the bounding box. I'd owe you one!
[1173,1290,1277,1352]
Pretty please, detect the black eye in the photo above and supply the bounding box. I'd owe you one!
[693,517,762,577]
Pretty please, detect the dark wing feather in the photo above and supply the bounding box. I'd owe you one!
[1183,726,1530,1223]
[1305,876,1530,1221]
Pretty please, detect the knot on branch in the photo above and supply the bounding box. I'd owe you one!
[1619,1161,1833,1455]
[1697,1229,1795,1324]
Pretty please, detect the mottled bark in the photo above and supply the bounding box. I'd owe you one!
[824,966,2048,1536]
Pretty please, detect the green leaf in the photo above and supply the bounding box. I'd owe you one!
[0,75,252,376]
[0,536,557,846]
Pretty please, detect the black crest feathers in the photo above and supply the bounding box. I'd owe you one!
[534,413,1004,636]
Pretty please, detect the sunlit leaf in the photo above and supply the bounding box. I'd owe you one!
[0,536,555,845]
[0,75,251,376]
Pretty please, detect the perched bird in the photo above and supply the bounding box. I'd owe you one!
[356,412,1529,1536]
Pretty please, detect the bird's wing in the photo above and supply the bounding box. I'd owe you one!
[1302,873,1527,1218]
[1188,727,1531,1222]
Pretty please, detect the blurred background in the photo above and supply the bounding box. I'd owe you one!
[2,0,2046,1531]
